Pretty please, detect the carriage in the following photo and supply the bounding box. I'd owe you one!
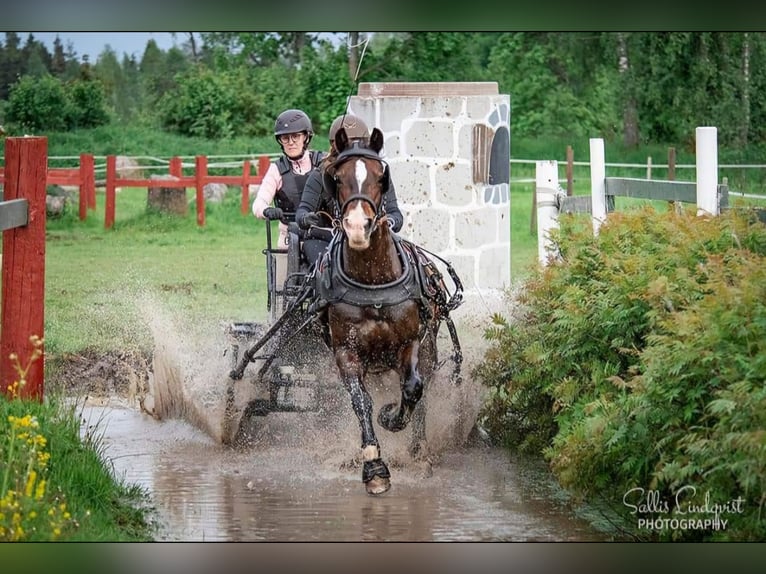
[224,127,465,494]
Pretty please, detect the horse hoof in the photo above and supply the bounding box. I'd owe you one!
[365,476,391,495]
[378,402,406,432]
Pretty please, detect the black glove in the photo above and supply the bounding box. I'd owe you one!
[300,212,321,229]
[263,207,285,222]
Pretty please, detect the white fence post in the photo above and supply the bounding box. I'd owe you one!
[590,138,607,235]
[696,126,719,216]
[536,160,560,265]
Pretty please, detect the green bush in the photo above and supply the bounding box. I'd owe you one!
[6,75,69,132]
[4,75,110,133]
[475,206,766,541]
[158,66,267,139]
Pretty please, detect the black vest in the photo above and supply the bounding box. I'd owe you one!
[274,150,325,212]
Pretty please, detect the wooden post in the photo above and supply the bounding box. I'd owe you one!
[696,127,718,216]
[79,153,95,219]
[667,147,677,211]
[195,155,206,227]
[590,138,607,235]
[566,145,574,196]
[1,137,47,400]
[529,180,537,235]
[667,147,676,181]
[536,160,559,265]
[170,156,183,178]
[105,155,116,229]
[241,159,251,215]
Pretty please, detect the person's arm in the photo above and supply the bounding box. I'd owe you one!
[383,180,404,232]
[295,168,324,228]
[252,163,281,219]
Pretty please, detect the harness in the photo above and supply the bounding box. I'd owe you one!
[274,150,325,212]
[315,234,421,308]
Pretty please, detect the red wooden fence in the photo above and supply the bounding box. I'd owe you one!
[2,153,271,229]
[104,155,271,229]
[1,137,47,400]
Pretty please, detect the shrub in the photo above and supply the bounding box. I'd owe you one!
[476,206,766,541]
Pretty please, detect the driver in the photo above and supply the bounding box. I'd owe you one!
[295,113,404,267]
[252,108,326,249]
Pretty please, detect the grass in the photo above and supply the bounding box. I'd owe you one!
[1,388,155,541]
[44,189,271,356]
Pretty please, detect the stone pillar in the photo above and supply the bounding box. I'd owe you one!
[349,82,511,299]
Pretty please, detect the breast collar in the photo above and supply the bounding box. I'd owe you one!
[316,234,422,308]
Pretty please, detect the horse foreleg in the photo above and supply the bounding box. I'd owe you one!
[335,349,390,495]
[378,340,422,433]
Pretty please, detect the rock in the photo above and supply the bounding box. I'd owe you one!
[204,182,227,203]
[115,155,143,179]
[46,194,68,217]
[147,175,187,215]
[46,185,74,217]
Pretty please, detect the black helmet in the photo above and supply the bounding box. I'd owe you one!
[274,109,313,141]
[329,113,369,142]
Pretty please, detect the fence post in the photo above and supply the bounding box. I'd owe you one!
[566,145,574,196]
[696,127,719,216]
[169,156,183,178]
[1,137,47,400]
[105,155,116,229]
[195,155,206,227]
[79,153,95,220]
[667,147,676,181]
[589,138,607,235]
[536,160,560,266]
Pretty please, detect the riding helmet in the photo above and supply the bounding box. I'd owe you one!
[328,113,370,142]
[274,109,314,145]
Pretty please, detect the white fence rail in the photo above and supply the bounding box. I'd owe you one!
[536,126,738,265]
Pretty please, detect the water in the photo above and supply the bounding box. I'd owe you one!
[80,402,608,542]
[74,290,609,541]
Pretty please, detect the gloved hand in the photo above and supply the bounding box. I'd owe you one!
[300,212,321,229]
[263,207,285,222]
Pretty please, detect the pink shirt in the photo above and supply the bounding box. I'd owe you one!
[252,151,314,247]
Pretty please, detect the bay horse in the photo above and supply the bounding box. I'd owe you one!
[316,126,462,495]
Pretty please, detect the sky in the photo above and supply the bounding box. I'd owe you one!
[14,32,184,62]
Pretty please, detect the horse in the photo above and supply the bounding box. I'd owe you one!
[315,126,462,495]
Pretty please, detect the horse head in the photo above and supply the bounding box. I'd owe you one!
[324,127,390,250]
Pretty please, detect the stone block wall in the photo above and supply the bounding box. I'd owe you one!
[349,82,511,298]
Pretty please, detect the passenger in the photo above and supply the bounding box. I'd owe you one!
[252,108,326,249]
[295,113,404,267]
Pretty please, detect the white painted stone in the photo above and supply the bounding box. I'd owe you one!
[454,208,498,249]
[434,162,474,207]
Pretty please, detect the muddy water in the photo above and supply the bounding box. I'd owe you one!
[77,292,610,541]
[81,401,608,542]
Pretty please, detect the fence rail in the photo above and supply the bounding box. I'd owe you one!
[536,127,741,265]
[1,153,272,229]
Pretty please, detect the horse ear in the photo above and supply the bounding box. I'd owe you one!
[369,128,384,154]
[334,127,349,153]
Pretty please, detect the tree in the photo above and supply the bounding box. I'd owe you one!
[0,32,23,100]
[51,35,67,78]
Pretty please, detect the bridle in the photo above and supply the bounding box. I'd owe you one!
[324,145,389,236]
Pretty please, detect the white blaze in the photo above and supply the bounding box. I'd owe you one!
[343,159,371,248]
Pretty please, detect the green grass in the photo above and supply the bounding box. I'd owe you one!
[1,394,155,540]
[44,189,270,356]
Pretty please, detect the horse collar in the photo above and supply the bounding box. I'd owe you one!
[315,236,422,309]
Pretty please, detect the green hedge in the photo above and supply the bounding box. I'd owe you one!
[475,206,766,541]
